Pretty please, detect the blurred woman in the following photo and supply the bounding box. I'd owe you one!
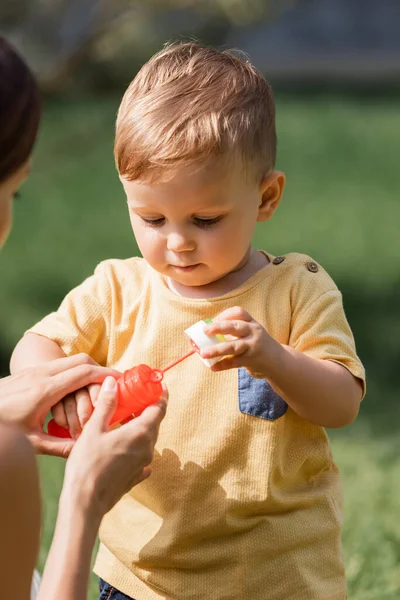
[0,37,167,600]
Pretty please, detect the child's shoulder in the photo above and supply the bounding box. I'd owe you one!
[265,252,346,328]
[91,256,151,288]
[268,251,339,300]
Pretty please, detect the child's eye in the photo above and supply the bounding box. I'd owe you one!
[141,217,165,227]
[193,216,223,228]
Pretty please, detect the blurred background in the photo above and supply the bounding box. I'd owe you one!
[1,1,400,599]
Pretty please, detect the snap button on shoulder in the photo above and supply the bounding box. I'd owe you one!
[306,261,319,273]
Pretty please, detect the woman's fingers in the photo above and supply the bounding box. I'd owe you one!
[127,466,152,490]
[88,377,118,432]
[62,381,168,518]
[36,353,98,376]
[28,430,74,458]
[49,363,120,403]
[121,398,168,449]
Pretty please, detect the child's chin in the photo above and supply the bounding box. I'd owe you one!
[173,270,215,287]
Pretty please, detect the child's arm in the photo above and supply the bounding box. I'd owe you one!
[11,333,94,438]
[250,340,362,428]
[11,261,116,439]
[11,332,67,371]
[202,307,364,429]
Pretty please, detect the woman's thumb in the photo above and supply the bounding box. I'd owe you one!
[90,376,118,431]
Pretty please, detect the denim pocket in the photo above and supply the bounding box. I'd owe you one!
[98,579,135,600]
[238,368,288,420]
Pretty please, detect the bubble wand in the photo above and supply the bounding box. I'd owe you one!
[47,318,223,439]
[46,349,196,438]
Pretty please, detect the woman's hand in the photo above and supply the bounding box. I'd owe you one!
[62,375,168,520]
[37,376,167,600]
[0,354,119,457]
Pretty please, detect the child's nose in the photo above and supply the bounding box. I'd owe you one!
[167,231,195,253]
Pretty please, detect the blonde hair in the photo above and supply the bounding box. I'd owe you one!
[115,41,276,182]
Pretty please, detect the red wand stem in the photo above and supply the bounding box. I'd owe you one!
[162,348,196,373]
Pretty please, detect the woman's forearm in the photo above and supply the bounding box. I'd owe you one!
[37,378,167,600]
[0,424,41,600]
[37,488,101,600]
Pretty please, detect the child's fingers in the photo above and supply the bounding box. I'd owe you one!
[213,306,252,322]
[63,393,82,439]
[51,400,68,429]
[75,387,94,428]
[88,382,102,407]
[210,356,242,372]
[201,339,247,360]
[204,319,250,338]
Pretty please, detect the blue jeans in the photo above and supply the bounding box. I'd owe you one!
[99,578,136,600]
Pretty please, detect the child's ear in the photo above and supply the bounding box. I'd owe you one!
[257,171,286,222]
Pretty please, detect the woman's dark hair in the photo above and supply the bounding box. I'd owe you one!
[0,37,41,183]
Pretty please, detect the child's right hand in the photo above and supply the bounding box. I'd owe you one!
[51,383,102,439]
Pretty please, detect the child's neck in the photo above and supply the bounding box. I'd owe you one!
[166,249,270,299]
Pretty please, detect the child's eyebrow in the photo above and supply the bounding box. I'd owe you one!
[192,206,230,214]
[189,197,234,212]
[127,197,231,210]
[126,202,163,212]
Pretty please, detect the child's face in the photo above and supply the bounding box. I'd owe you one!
[121,163,282,291]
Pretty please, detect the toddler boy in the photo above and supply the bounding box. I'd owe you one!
[11,41,365,600]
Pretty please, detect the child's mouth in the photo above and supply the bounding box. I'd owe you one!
[172,264,200,273]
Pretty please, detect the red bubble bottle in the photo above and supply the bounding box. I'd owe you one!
[47,350,195,439]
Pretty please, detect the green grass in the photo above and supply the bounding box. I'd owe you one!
[1,93,400,598]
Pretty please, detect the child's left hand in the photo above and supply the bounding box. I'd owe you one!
[202,307,279,378]
[51,382,102,439]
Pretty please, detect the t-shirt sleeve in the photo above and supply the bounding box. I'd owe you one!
[289,270,366,398]
[26,261,112,365]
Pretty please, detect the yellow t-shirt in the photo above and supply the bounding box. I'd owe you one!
[28,253,365,600]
